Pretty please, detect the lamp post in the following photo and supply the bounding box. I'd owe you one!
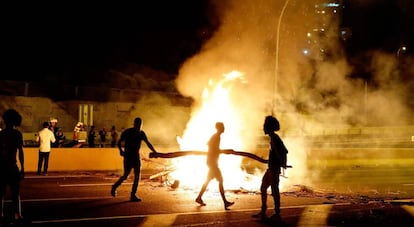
[397,45,407,58]
[273,0,291,114]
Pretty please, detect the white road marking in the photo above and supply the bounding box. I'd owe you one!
[59,183,132,187]
[4,196,124,203]
[28,205,323,225]
[31,214,146,224]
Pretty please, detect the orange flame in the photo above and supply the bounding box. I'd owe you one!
[172,71,263,191]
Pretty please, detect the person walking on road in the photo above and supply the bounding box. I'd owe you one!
[253,115,288,222]
[111,117,158,202]
[0,109,25,222]
[36,121,56,176]
[195,122,235,210]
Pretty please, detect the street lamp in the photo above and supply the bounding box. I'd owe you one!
[273,0,291,114]
[397,45,407,58]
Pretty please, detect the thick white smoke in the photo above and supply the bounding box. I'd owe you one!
[174,0,414,190]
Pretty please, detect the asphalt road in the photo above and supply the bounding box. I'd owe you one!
[1,167,413,227]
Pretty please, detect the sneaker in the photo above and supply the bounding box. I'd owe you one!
[130,195,142,202]
[111,186,117,197]
[195,198,206,206]
[224,201,235,210]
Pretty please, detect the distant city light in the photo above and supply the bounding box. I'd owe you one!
[322,3,340,7]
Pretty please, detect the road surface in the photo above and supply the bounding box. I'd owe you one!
[1,167,412,226]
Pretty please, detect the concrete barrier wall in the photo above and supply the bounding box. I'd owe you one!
[24,148,125,172]
[23,147,173,173]
[23,147,175,173]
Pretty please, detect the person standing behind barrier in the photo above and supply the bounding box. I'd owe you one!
[253,115,288,222]
[49,118,60,148]
[99,127,107,147]
[55,128,66,148]
[0,109,25,222]
[110,125,118,148]
[88,125,96,148]
[36,122,56,176]
[111,117,158,202]
[195,122,235,210]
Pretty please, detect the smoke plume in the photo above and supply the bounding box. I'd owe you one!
[174,0,414,191]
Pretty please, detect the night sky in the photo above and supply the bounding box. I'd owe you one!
[2,1,215,84]
[1,1,413,85]
[342,0,414,55]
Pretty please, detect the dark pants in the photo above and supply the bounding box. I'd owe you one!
[37,151,50,174]
[88,139,95,148]
[113,159,141,196]
[0,165,21,217]
[260,169,280,214]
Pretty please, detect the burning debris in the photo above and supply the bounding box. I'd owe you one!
[149,149,268,163]
[148,149,293,192]
[148,149,267,190]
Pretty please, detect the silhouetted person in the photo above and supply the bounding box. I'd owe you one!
[110,125,118,148]
[36,121,56,175]
[0,109,25,222]
[253,115,288,222]
[99,127,107,147]
[55,128,66,148]
[49,118,61,148]
[111,117,158,202]
[88,125,96,148]
[195,122,234,210]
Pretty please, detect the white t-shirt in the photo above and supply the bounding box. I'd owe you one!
[36,128,56,152]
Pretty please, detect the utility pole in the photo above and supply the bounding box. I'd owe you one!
[273,0,291,115]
